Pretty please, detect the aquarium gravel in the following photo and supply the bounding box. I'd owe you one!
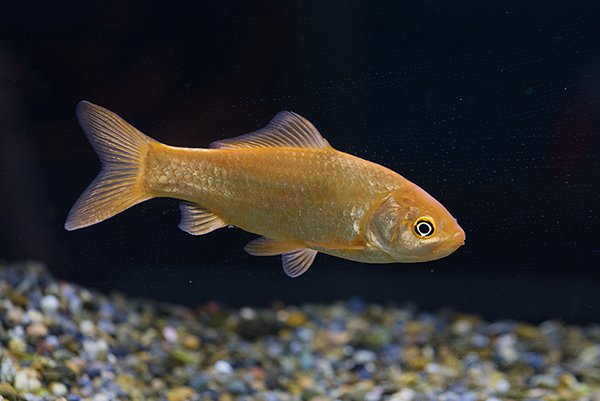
[0,262,599,401]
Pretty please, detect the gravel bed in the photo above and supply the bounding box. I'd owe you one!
[0,261,599,401]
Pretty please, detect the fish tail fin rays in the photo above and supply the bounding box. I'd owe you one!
[65,101,158,231]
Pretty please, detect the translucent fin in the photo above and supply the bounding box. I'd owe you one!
[65,101,157,231]
[178,202,227,235]
[210,111,331,150]
[244,237,304,256]
[282,249,318,278]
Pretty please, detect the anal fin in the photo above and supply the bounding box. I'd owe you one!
[244,237,317,278]
[178,202,227,235]
[282,249,318,278]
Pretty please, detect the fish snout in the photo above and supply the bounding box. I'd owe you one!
[451,225,466,246]
[431,224,465,258]
[438,217,465,247]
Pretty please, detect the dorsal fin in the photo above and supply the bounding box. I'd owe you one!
[210,111,331,150]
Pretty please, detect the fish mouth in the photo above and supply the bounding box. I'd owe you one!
[431,228,465,258]
[451,228,466,245]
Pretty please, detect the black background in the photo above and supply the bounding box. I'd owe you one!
[1,1,599,323]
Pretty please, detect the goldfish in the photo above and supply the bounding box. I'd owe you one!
[65,101,465,277]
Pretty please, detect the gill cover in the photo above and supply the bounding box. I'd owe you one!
[366,193,403,252]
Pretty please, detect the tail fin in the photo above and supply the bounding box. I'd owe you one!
[65,101,157,231]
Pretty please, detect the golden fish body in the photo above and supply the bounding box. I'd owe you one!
[66,101,465,277]
[148,146,404,262]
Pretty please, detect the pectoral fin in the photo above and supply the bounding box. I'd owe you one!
[178,202,227,235]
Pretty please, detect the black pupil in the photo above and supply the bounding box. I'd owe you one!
[417,221,433,236]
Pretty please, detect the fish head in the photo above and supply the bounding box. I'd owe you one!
[366,185,465,262]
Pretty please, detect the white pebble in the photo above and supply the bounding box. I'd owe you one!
[80,319,96,336]
[214,360,233,375]
[162,326,178,342]
[40,294,60,313]
[353,349,376,364]
[25,309,44,324]
[494,378,511,393]
[83,339,109,359]
[577,345,600,367]
[68,295,82,314]
[451,318,473,335]
[7,306,24,324]
[529,374,557,387]
[365,386,384,401]
[51,381,68,396]
[426,362,441,374]
[14,369,42,392]
[495,333,518,364]
[315,358,334,379]
[240,307,256,320]
[389,388,415,401]
[0,356,16,382]
[94,394,110,401]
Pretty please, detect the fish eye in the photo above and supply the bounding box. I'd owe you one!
[413,217,435,238]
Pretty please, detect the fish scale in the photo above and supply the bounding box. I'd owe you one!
[147,146,402,244]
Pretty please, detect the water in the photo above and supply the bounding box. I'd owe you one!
[1,2,599,400]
